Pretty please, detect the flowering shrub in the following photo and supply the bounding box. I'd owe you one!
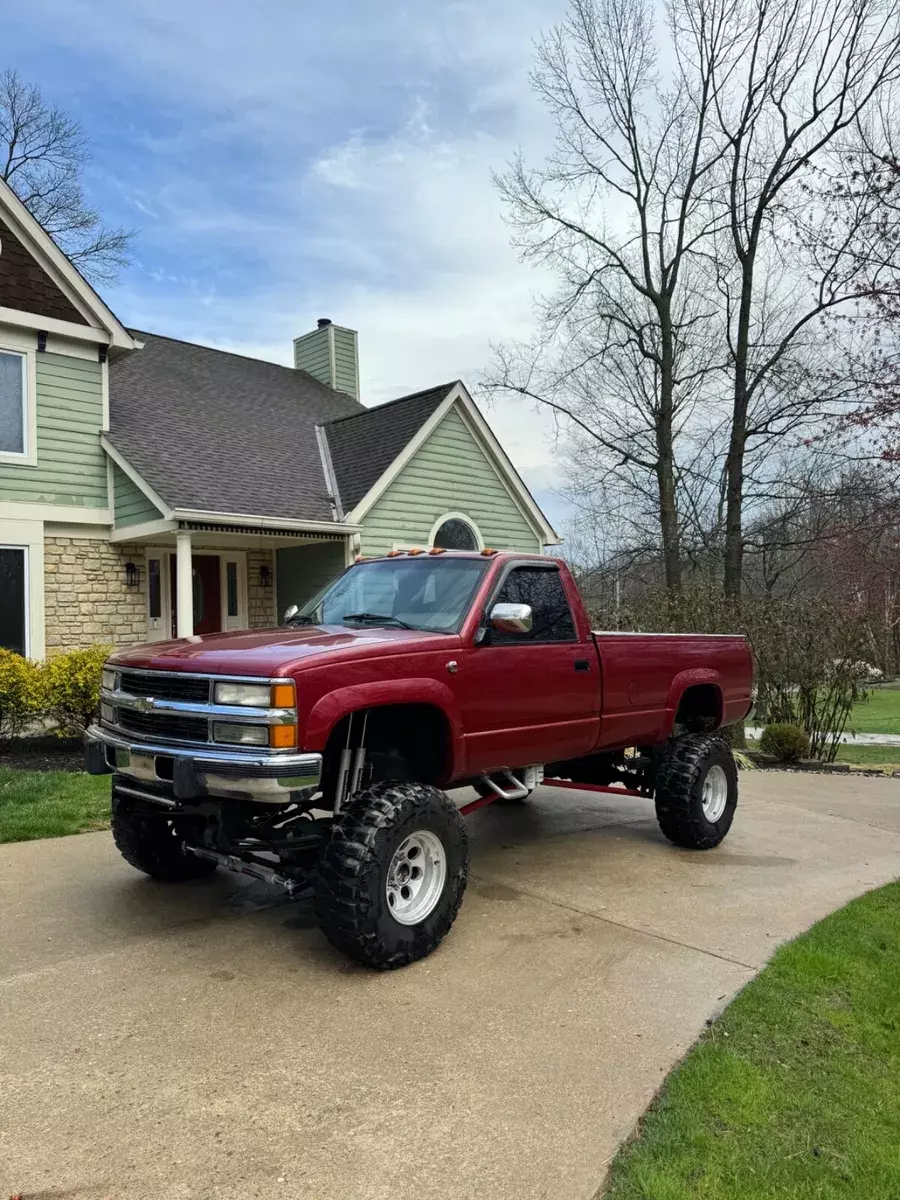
[0,648,43,746]
[41,646,111,737]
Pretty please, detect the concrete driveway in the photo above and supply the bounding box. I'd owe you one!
[2,773,899,1200]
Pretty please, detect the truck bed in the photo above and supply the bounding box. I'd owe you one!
[592,631,753,750]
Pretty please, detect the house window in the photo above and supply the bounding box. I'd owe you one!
[0,350,27,458]
[0,547,27,655]
[148,558,162,619]
[432,515,480,551]
[226,561,239,617]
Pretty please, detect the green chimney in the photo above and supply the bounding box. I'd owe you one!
[293,318,359,400]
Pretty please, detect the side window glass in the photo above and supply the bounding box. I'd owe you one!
[490,567,576,644]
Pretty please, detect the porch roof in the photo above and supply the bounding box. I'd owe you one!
[110,510,360,547]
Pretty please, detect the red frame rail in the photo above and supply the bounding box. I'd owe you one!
[459,777,645,815]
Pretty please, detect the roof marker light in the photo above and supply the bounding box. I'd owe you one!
[480,547,498,556]
[429,547,447,555]
[408,547,424,555]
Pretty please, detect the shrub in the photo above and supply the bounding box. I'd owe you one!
[42,646,111,738]
[759,722,811,762]
[0,649,43,746]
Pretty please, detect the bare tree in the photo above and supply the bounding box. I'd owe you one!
[0,69,133,284]
[489,0,742,590]
[683,0,900,595]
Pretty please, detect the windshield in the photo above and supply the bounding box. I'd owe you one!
[295,556,489,633]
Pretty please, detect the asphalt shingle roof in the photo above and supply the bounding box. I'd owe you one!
[108,331,364,522]
[322,382,456,512]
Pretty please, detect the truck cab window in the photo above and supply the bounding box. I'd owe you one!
[491,566,576,644]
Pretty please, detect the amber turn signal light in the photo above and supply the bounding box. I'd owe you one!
[269,724,297,749]
[270,682,295,709]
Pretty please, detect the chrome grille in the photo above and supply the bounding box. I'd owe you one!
[119,671,210,703]
[117,709,210,744]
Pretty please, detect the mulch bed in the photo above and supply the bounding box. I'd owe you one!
[0,736,85,773]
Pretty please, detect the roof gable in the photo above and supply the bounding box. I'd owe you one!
[0,212,88,324]
[0,177,134,349]
[321,382,456,513]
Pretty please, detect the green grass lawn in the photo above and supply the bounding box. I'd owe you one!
[831,744,900,771]
[747,740,900,773]
[848,685,900,735]
[604,882,900,1199]
[0,767,111,844]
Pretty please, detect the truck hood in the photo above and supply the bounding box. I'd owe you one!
[109,624,452,677]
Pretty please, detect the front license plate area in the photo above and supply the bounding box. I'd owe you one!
[116,750,158,782]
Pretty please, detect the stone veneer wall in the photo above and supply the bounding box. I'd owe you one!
[247,549,277,628]
[44,538,147,654]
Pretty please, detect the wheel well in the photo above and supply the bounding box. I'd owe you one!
[674,684,722,733]
[322,703,451,793]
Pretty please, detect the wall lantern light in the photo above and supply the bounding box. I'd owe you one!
[259,564,272,588]
[124,561,141,589]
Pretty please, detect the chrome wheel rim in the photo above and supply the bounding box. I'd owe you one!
[702,764,728,822]
[385,830,447,926]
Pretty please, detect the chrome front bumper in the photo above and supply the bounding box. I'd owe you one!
[84,724,322,804]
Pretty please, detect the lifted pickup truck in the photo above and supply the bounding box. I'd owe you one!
[86,551,753,969]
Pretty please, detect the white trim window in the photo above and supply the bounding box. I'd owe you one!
[429,512,484,551]
[0,344,37,466]
[0,545,28,655]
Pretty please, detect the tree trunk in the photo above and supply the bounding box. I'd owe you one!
[723,267,754,599]
[657,311,682,591]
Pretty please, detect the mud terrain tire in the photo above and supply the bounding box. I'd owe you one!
[315,781,468,969]
[111,788,216,881]
[654,734,738,850]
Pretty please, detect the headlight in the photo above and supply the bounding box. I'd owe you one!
[100,702,115,723]
[101,668,118,692]
[214,682,272,707]
[212,723,269,746]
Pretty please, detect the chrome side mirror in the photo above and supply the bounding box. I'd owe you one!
[490,602,533,635]
[283,604,299,624]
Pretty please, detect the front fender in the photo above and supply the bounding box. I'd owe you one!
[302,678,465,774]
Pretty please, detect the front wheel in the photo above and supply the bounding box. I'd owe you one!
[314,780,468,969]
[654,735,738,850]
[111,788,217,881]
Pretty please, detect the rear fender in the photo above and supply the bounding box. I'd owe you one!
[303,679,464,774]
[663,669,723,736]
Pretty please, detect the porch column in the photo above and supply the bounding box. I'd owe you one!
[175,530,194,638]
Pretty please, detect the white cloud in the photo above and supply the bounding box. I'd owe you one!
[10,0,572,498]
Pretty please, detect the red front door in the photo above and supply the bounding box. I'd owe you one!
[461,563,601,773]
[170,555,222,636]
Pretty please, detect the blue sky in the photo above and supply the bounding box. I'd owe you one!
[1,0,569,527]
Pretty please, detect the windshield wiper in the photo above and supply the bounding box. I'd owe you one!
[342,612,415,629]
[286,613,318,625]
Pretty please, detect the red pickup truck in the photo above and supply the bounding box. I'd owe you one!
[86,551,753,968]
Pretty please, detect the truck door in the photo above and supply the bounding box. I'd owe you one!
[462,562,601,774]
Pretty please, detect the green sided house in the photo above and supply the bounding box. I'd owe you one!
[0,177,557,658]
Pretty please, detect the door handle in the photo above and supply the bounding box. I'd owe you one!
[574,659,590,672]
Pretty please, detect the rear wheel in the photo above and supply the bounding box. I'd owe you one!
[654,735,738,850]
[314,780,468,969]
[111,788,216,881]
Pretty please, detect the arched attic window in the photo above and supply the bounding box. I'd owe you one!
[430,514,482,551]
